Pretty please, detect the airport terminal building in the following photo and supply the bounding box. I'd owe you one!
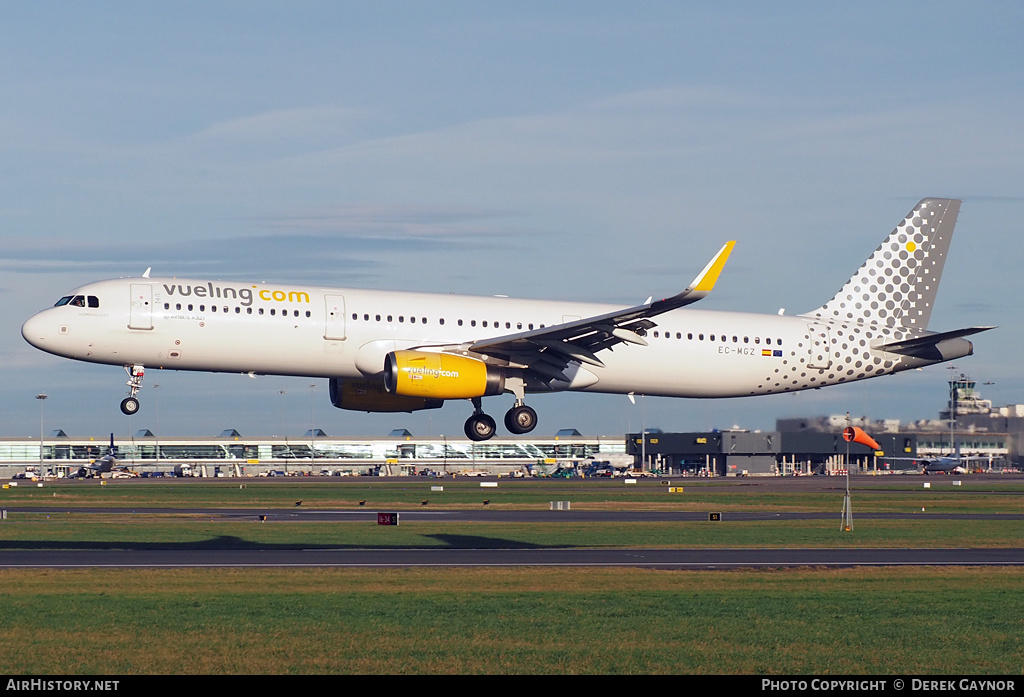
[0,430,628,479]
[2,378,1017,478]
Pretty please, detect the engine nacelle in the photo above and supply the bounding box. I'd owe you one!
[329,377,443,413]
[384,350,505,399]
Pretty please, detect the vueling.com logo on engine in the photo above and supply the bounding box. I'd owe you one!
[404,366,460,380]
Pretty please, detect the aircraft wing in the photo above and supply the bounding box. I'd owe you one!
[464,241,735,382]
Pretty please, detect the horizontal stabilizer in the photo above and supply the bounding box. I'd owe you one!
[875,326,995,359]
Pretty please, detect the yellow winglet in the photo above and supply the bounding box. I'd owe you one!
[690,240,736,292]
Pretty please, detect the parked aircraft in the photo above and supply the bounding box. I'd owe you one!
[920,457,970,474]
[22,198,993,441]
[73,434,127,478]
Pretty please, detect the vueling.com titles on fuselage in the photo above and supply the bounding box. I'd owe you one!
[161,283,310,307]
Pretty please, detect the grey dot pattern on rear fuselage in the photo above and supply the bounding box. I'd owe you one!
[753,322,904,395]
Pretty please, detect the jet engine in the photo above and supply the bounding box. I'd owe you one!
[384,350,505,399]
[329,377,443,413]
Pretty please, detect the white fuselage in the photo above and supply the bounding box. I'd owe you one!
[21,276,940,401]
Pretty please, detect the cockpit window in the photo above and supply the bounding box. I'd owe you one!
[53,295,99,308]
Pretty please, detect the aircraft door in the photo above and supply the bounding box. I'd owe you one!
[129,284,153,330]
[324,295,346,341]
[807,323,832,369]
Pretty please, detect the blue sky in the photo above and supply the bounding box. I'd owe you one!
[2,2,1022,439]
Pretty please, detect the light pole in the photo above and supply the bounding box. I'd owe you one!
[36,393,47,473]
[841,412,853,532]
[153,384,160,467]
[308,383,317,465]
[277,390,286,437]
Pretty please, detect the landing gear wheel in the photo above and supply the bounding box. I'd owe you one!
[465,413,497,441]
[120,397,140,416]
[504,405,538,435]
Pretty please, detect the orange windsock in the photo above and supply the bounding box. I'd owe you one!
[843,426,880,451]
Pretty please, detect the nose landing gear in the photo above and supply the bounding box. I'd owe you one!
[120,365,145,415]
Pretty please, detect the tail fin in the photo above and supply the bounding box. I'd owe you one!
[807,198,960,329]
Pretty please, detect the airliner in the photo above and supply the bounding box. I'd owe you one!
[22,198,993,441]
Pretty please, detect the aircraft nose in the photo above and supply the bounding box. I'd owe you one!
[22,311,53,350]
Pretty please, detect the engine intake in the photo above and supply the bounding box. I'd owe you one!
[384,350,505,399]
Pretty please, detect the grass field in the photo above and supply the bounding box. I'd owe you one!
[1,515,1022,550]
[1,477,1022,675]
[1,567,1021,675]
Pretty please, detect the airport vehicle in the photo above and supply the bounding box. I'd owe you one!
[22,199,992,441]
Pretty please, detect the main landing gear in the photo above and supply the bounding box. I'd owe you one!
[120,364,145,415]
[464,397,539,441]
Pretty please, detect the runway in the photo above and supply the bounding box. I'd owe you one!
[2,546,1023,569]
